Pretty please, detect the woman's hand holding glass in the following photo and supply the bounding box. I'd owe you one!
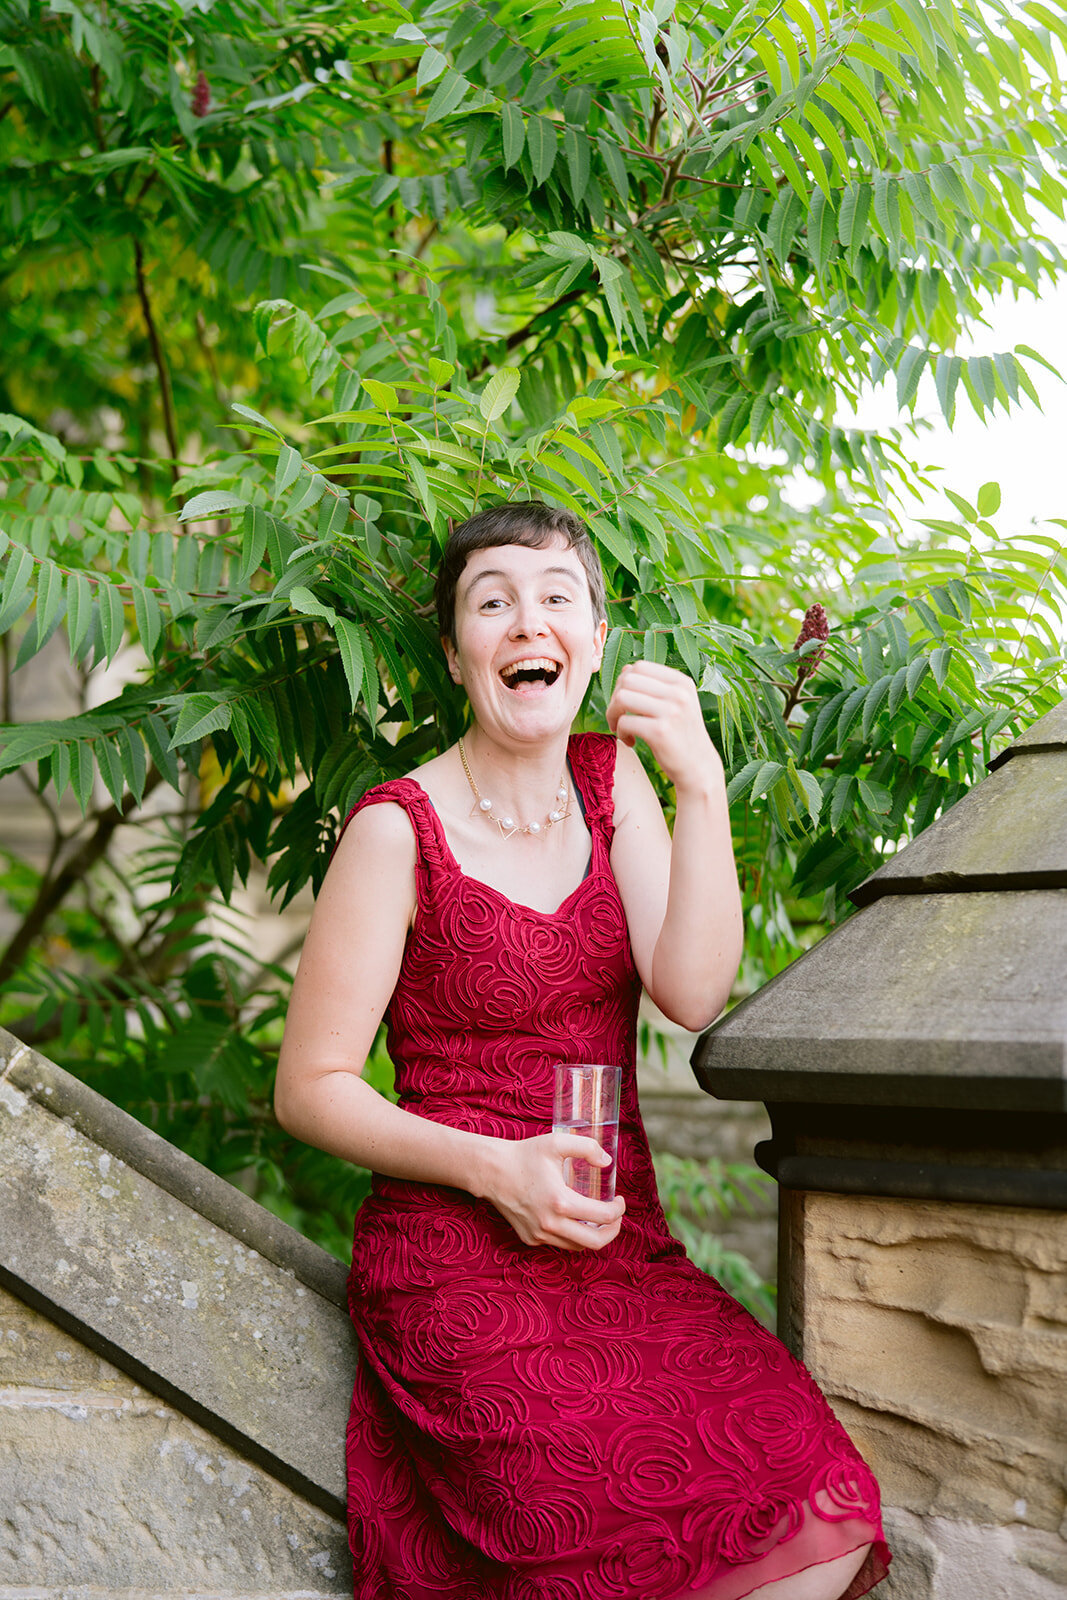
[481,1131,625,1252]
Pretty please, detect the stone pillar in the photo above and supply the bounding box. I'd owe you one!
[692,700,1067,1597]
[779,1189,1066,1598]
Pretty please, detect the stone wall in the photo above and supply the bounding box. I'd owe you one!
[786,1191,1067,1599]
[0,1030,356,1598]
[0,1285,350,1598]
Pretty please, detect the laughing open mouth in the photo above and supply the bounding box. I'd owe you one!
[499,657,562,690]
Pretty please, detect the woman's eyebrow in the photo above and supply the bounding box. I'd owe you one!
[465,568,508,591]
[465,565,580,593]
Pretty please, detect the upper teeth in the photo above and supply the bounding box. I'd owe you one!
[501,658,560,678]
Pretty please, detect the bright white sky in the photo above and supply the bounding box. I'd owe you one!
[840,2,1067,548]
[844,271,1067,540]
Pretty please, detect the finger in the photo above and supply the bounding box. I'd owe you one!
[618,660,691,684]
[556,1213,623,1250]
[618,663,698,698]
[582,1219,623,1250]
[605,682,648,716]
[609,687,673,717]
[605,704,638,746]
[616,662,674,689]
[558,1190,624,1226]
[553,1134,613,1166]
[542,1191,624,1245]
[615,673,697,710]
[611,713,656,747]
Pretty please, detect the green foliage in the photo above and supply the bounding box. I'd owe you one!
[1,0,1066,1261]
[0,835,399,1261]
[2,331,1062,924]
[653,1152,778,1327]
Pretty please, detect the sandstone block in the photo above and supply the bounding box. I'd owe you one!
[873,1505,938,1599]
[796,1194,1066,1543]
[0,1285,133,1392]
[0,1369,350,1592]
[919,1514,1066,1599]
[0,1071,357,1512]
[870,1508,1067,1600]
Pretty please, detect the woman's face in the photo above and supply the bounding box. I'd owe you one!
[444,538,607,748]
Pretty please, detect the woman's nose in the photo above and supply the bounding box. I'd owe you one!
[509,602,548,639]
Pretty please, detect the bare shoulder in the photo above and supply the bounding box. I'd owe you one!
[398,746,450,805]
[324,798,418,913]
[339,797,418,854]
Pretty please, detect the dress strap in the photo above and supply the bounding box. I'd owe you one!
[339,778,450,887]
[567,732,618,846]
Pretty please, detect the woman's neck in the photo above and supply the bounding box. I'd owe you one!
[460,725,571,821]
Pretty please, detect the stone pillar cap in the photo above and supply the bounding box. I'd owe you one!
[693,698,1067,1113]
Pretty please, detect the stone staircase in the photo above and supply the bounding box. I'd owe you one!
[0,1028,355,1597]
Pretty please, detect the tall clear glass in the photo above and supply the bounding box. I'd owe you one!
[552,1063,621,1204]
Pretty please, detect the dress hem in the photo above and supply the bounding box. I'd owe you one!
[666,1529,890,1600]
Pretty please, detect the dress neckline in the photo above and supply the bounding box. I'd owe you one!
[407,736,601,920]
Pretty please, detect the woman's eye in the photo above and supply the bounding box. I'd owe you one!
[546,593,570,605]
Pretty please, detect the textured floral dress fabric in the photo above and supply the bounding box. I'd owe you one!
[343,733,890,1600]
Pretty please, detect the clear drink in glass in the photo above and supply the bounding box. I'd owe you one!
[552,1063,621,1205]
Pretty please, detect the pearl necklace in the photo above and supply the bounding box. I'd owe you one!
[458,737,571,841]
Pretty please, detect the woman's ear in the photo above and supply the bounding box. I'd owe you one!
[442,636,463,685]
[591,617,608,670]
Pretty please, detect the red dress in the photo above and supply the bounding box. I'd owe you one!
[343,733,890,1600]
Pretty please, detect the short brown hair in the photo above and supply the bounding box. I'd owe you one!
[436,502,607,646]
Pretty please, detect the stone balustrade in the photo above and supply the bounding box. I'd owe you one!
[0,1031,356,1598]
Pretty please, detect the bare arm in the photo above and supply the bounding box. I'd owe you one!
[274,799,623,1250]
[607,664,743,1031]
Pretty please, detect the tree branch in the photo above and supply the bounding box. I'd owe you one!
[781,667,806,720]
[503,288,587,355]
[133,239,180,487]
[0,768,165,989]
[1,630,11,724]
[195,310,227,414]
[413,221,439,259]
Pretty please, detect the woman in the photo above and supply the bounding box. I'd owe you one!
[275,501,890,1600]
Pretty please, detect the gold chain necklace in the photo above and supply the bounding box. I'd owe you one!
[458,737,570,841]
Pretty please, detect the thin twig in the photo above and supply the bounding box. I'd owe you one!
[195,310,228,414]
[0,632,11,725]
[0,769,165,989]
[133,239,180,489]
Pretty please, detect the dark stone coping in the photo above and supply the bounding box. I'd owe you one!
[752,1100,1067,1207]
[989,695,1067,768]
[851,748,1067,907]
[697,1059,1066,1112]
[765,1098,1067,1167]
[0,1029,349,1308]
[852,868,1067,906]
[755,1147,1067,1210]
